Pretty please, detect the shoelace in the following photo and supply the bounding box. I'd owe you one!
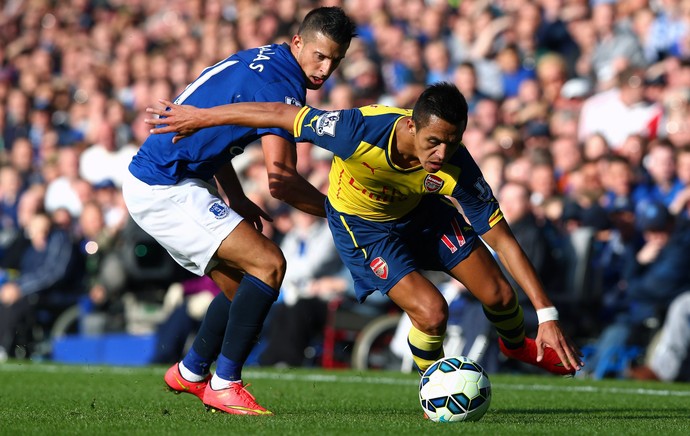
[231,383,262,409]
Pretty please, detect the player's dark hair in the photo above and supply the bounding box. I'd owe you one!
[298,7,357,46]
[412,82,468,131]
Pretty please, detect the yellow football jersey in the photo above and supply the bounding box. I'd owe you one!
[294,105,502,231]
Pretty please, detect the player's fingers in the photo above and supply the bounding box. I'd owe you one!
[148,125,174,135]
[558,347,575,370]
[535,340,545,362]
[158,98,175,108]
[144,117,171,127]
[145,107,168,117]
[555,340,579,370]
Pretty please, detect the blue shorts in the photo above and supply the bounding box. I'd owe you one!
[326,196,478,302]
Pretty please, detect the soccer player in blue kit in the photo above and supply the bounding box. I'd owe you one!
[146,82,585,379]
[122,7,356,415]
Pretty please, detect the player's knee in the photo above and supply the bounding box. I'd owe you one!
[254,248,286,289]
[413,301,448,336]
[483,279,515,309]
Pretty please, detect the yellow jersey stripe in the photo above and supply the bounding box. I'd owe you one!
[488,209,504,228]
[339,214,367,259]
[293,106,310,138]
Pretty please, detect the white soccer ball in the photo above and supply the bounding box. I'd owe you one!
[419,356,492,422]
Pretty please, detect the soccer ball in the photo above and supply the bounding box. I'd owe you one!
[419,356,492,422]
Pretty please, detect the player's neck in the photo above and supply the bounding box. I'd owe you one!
[391,121,420,169]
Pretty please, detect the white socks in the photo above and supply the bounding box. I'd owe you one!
[210,373,241,390]
[178,361,207,382]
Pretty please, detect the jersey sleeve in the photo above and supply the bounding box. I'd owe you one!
[449,145,503,235]
[253,82,304,142]
[293,107,365,159]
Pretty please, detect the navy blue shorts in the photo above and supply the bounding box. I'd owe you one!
[326,196,478,302]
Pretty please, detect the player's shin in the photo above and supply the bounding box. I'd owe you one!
[482,291,525,349]
[182,292,233,378]
[215,274,279,383]
[408,325,445,375]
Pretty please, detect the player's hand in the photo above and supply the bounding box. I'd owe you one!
[232,196,273,232]
[535,320,584,372]
[145,99,203,143]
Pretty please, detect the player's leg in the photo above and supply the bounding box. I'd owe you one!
[123,175,279,411]
[202,220,283,415]
[387,272,448,375]
[167,269,242,398]
[448,240,523,343]
[448,241,574,375]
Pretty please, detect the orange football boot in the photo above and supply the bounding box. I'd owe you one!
[164,363,210,400]
[203,382,273,416]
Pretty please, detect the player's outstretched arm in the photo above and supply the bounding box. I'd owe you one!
[145,99,300,143]
[482,220,584,371]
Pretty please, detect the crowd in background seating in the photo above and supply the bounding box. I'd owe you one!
[2,0,690,379]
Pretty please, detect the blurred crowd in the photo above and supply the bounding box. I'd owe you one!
[1,0,690,380]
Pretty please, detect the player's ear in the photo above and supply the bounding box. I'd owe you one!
[292,34,304,52]
[406,118,416,136]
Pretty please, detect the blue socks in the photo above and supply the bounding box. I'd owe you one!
[215,274,278,381]
[182,274,278,382]
[182,292,231,376]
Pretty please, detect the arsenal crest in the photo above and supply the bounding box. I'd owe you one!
[370,257,389,279]
[424,174,444,193]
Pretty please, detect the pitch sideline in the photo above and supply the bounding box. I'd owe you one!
[1,362,688,397]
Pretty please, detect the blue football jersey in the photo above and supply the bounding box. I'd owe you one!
[130,43,306,185]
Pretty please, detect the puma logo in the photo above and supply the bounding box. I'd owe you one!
[362,162,380,174]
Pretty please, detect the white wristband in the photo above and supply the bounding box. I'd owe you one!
[536,307,559,324]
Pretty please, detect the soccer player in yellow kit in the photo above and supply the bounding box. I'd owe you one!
[146,82,584,376]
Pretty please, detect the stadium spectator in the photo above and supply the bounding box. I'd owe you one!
[495,44,536,99]
[601,155,637,212]
[587,200,690,377]
[578,67,662,150]
[78,120,138,189]
[423,39,454,86]
[0,165,23,235]
[151,275,222,365]
[631,139,684,207]
[627,291,690,382]
[0,212,83,358]
[527,158,559,219]
[535,53,569,108]
[452,62,490,115]
[6,137,40,188]
[588,1,647,84]
[44,146,92,218]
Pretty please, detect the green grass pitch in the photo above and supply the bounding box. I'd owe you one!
[1,362,689,435]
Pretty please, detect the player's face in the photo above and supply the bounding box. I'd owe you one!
[292,32,349,90]
[413,116,464,173]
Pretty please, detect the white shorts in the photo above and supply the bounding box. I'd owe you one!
[122,171,244,276]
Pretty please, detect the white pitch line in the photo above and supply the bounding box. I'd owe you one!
[1,363,689,397]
